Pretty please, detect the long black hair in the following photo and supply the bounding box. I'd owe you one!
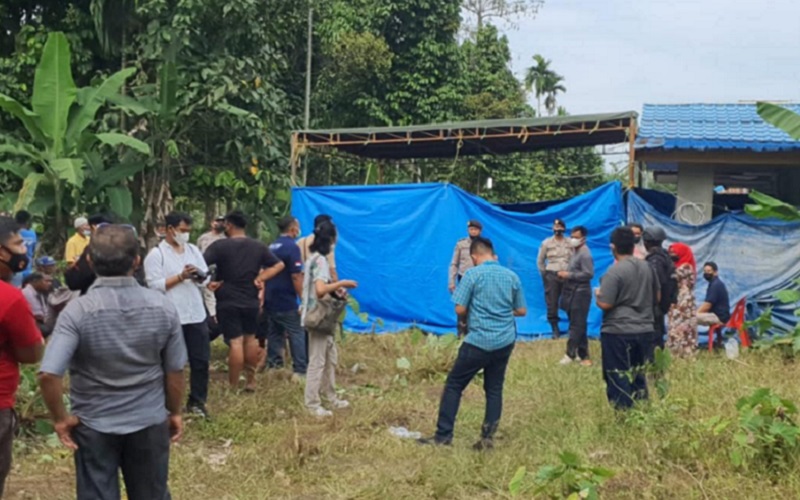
[310,220,336,256]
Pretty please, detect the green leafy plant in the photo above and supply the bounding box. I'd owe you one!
[0,31,151,238]
[731,388,800,472]
[751,280,800,359]
[757,102,800,140]
[509,452,614,499]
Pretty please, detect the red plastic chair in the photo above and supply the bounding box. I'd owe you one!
[708,297,751,352]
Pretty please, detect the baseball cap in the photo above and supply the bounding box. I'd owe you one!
[215,215,225,221]
[36,256,57,267]
[467,219,483,230]
[643,226,667,242]
[74,217,88,229]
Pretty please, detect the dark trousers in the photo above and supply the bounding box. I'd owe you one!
[565,286,591,360]
[266,310,308,375]
[646,313,666,363]
[73,421,171,500]
[435,342,514,441]
[543,271,564,335]
[183,321,210,407]
[0,409,17,498]
[601,332,651,410]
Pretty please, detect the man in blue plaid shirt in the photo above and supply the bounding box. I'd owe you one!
[419,237,527,450]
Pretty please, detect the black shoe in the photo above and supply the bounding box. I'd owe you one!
[186,404,211,420]
[417,435,452,446]
[472,438,494,451]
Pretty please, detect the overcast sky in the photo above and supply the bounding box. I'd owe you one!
[502,0,800,116]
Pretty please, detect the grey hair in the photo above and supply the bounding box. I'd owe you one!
[89,225,139,277]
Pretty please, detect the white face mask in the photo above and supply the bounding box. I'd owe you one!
[570,237,583,248]
[175,232,190,245]
[82,230,91,237]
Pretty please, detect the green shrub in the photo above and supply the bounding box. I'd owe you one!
[731,388,800,472]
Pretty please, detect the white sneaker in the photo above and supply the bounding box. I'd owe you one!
[332,399,350,410]
[559,355,574,365]
[309,407,333,418]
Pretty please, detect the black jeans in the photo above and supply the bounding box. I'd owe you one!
[0,409,17,498]
[601,332,651,410]
[543,271,564,334]
[565,286,591,360]
[182,321,210,407]
[646,313,666,363]
[435,342,514,441]
[265,310,308,375]
[73,421,171,500]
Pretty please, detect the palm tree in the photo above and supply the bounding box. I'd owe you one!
[524,54,551,116]
[524,55,567,116]
[542,73,566,116]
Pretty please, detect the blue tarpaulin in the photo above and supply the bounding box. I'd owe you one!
[292,182,625,337]
[627,191,800,332]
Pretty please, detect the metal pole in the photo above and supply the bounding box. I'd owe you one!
[301,4,313,186]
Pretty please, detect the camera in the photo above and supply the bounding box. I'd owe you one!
[192,264,216,282]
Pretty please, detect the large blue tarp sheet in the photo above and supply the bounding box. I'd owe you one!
[292,182,625,337]
[627,191,800,332]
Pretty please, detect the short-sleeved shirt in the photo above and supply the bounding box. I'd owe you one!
[65,233,90,263]
[449,238,474,286]
[537,236,573,273]
[143,241,208,325]
[19,228,37,277]
[40,277,187,434]
[204,237,280,309]
[704,277,731,324]
[301,253,331,327]
[22,285,48,321]
[0,281,44,409]
[265,235,303,313]
[298,235,336,271]
[598,257,659,334]
[452,261,526,351]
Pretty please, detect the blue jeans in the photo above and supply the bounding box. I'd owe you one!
[435,342,514,441]
[265,310,307,375]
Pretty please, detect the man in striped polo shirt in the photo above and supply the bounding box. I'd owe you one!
[419,236,527,450]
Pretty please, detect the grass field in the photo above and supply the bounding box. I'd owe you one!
[7,332,800,499]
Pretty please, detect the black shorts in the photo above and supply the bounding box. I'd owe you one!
[217,306,259,340]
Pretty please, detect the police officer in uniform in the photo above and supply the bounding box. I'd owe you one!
[449,220,482,336]
[537,219,572,338]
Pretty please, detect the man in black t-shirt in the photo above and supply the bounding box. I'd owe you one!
[697,261,730,326]
[204,211,284,391]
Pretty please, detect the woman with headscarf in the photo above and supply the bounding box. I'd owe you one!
[667,243,697,356]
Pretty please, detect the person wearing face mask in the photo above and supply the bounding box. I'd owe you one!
[144,212,212,419]
[666,243,698,357]
[65,216,91,264]
[558,226,594,366]
[198,216,227,253]
[642,227,677,355]
[448,220,483,336]
[260,216,307,380]
[537,218,572,338]
[630,223,647,260]
[697,262,730,329]
[0,216,45,497]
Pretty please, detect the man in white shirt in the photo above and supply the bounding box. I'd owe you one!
[144,212,211,419]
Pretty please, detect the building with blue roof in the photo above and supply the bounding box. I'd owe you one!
[636,103,800,223]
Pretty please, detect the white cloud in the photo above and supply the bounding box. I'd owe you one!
[503,0,800,114]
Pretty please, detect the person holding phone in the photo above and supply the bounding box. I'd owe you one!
[144,212,212,419]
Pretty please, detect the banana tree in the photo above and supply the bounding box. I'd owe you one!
[0,31,150,244]
[757,102,800,140]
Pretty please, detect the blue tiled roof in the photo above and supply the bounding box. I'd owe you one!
[637,103,800,152]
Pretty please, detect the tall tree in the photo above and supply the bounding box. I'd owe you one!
[462,0,545,31]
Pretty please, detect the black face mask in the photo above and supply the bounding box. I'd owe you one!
[633,236,642,244]
[554,229,564,236]
[1,247,29,274]
[670,255,679,263]
[703,273,714,282]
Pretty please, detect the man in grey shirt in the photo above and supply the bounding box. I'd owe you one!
[39,225,187,500]
[596,226,659,410]
[558,226,594,365]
